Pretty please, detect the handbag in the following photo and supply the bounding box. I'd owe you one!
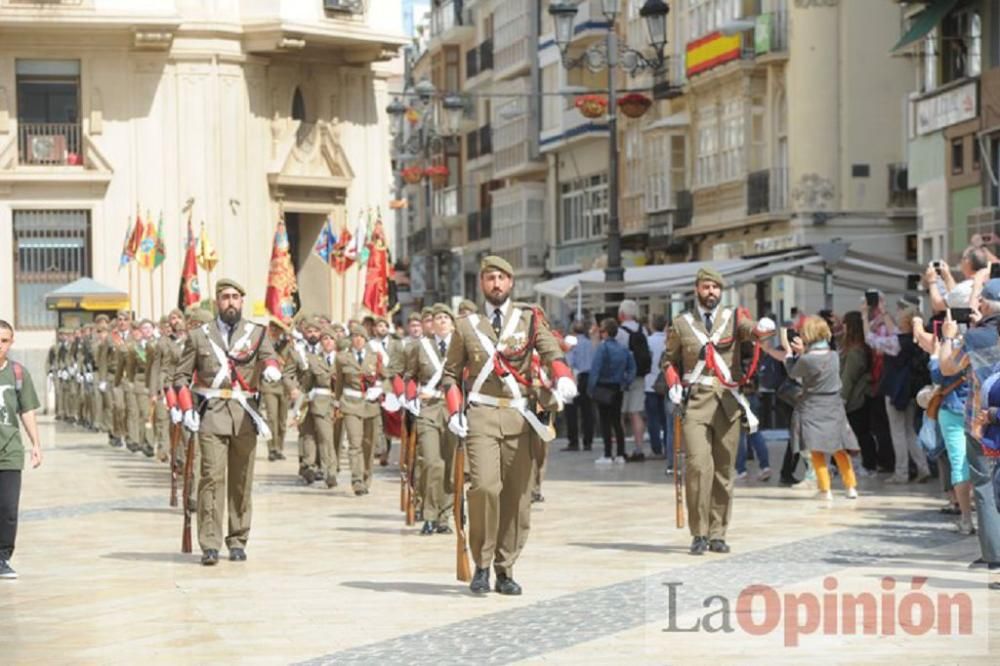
[926,377,965,420]
[776,378,803,406]
[591,384,618,406]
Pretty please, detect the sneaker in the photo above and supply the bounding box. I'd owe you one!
[855,467,875,478]
[664,467,674,477]
[957,516,977,536]
[818,490,834,501]
[594,457,614,466]
[613,456,626,465]
[757,467,772,482]
[791,479,815,490]
[736,470,748,481]
[916,472,932,484]
[884,475,909,485]
[0,561,17,579]
[845,487,858,500]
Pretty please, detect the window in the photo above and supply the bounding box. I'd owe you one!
[560,174,608,243]
[696,104,718,187]
[973,135,981,171]
[12,210,90,330]
[942,9,981,84]
[16,59,81,166]
[644,132,686,212]
[687,0,741,42]
[952,138,964,175]
[720,99,745,182]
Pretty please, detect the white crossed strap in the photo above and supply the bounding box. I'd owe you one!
[466,310,556,442]
[418,337,446,399]
[197,323,272,438]
[680,309,759,433]
[369,339,390,368]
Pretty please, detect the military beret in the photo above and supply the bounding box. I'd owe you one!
[421,307,434,319]
[480,255,513,277]
[407,312,422,324]
[695,267,725,288]
[349,323,368,339]
[186,307,213,324]
[116,309,132,318]
[159,316,170,325]
[215,278,246,296]
[302,316,323,331]
[319,324,337,339]
[95,323,109,333]
[139,319,155,328]
[458,299,478,315]
[168,308,184,319]
[375,316,390,326]
[432,303,455,320]
[331,322,346,333]
[94,314,110,324]
[268,316,291,333]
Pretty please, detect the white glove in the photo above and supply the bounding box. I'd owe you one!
[98,381,107,392]
[364,386,383,402]
[76,374,84,384]
[406,397,421,416]
[383,393,402,413]
[182,409,200,433]
[555,376,578,404]
[447,412,468,438]
[668,384,684,406]
[563,335,579,348]
[262,365,282,383]
[755,317,776,334]
[84,372,94,383]
[170,407,183,425]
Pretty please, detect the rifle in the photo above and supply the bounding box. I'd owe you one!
[453,441,471,582]
[181,429,197,554]
[674,409,685,529]
[168,422,180,507]
[400,410,410,514]
[405,420,417,526]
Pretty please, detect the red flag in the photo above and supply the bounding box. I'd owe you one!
[265,218,298,320]
[331,227,355,274]
[126,208,144,258]
[177,214,201,309]
[362,219,391,317]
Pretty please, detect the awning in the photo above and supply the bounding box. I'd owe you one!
[533,259,751,298]
[892,0,957,52]
[45,277,129,312]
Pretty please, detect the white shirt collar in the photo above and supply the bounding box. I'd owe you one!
[696,303,720,321]
[434,333,452,348]
[484,299,511,321]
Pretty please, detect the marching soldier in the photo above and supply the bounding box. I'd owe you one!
[442,256,576,595]
[259,316,295,462]
[45,330,63,419]
[301,324,340,488]
[404,303,458,535]
[372,316,404,466]
[293,317,323,482]
[420,307,434,339]
[91,321,110,433]
[335,324,386,496]
[174,279,280,566]
[661,268,774,555]
[107,311,132,448]
[457,299,478,317]
[403,312,423,350]
[125,320,156,457]
[148,310,187,462]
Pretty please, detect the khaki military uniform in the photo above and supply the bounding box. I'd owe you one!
[80,335,97,428]
[442,301,564,577]
[148,333,185,458]
[405,334,457,527]
[109,332,129,442]
[175,318,277,553]
[122,339,153,452]
[371,335,404,459]
[335,346,385,492]
[259,338,295,459]
[663,306,755,541]
[301,347,339,486]
[45,341,60,417]
[289,339,318,477]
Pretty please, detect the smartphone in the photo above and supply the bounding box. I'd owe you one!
[786,328,800,344]
[932,320,943,340]
[991,263,1000,279]
[933,260,943,276]
[951,307,973,324]
[864,290,880,308]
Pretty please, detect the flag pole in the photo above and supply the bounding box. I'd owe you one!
[137,261,142,318]
[149,267,155,319]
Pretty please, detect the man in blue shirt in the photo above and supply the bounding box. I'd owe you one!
[563,320,595,451]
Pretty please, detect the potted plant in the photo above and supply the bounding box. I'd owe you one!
[619,93,652,119]
[575,94,608,119]
[401,166,424,184]
[424,164,449,187]
[66,152,82,166]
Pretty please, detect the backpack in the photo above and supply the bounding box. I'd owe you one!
[627,326,652,377]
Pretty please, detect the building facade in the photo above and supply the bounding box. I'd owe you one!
[0,0,406,376]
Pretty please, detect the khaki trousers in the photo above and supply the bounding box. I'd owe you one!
[197,430,257,551]
[531,435,548,495]
[344,413,378,489]
[298,417,316,469]
[112,384,127,439]
[93,384,107,431]
[261,392,288,455]
[333,417,344,472]
[465,408,534,577]
[415,413,457,525]
[153,399,170,454]
[310,412,338,482]
[127,386,151,447]
[682,400,740,540]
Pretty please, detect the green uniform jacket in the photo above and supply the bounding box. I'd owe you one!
[404,335,449,424]
[302,349,337,418]
[334,346,384,419]
[148,334,185,393]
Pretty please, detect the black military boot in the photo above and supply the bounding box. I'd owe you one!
[494,572,522,596]
[469,567,490,594]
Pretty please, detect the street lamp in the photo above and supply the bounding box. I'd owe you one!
[548,0,672,297]
[386,75,465,305]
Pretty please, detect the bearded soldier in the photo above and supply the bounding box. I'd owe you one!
[442,256,576,595]
[174,279,280,566]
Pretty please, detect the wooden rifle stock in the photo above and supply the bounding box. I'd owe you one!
[454,443,471,582]
[400,411,409,513]
[405,423,417,525]
[168,422,180,507]
[674,411,685,529]
[181,430,196,553]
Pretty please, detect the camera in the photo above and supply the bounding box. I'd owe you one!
[991,263,1000,279]
[951,307,973,325]
[864,289,880,308]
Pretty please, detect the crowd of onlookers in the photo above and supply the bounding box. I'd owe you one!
[557,247,1000,578]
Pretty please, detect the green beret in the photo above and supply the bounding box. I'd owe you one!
[187,308,213,324]
[215,278,246,296]
[407,312,422,324]
[319,324,337,339]
[432,303,455,320]
[349,323,368,339]
[375,316,390,326]
[695,267,725,288]
[268,316,291,333]
[480,254,513,277]
[458,299,477,315]
[421,307,434,319]
[158,316,169,325]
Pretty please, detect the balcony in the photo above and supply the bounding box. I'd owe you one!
[888,163,917,210]
[491,182,546,273]
[18,122,82,166]
[746,168,789,216]
[647,190,693,250]
[467,209,492,242]
[430,0,474,44]
[493,116,544,179]
[432,185,460,218]
[494,0,532,80]
[540,86,609,153]
[752,11,788,60]
[466,123,493,161]
[465,38,494,83]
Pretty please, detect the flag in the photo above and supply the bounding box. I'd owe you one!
[348,211,367,264]
[313,217,337,265]
[152,212,166,269]
[331,227,355,274]
[119,219,134,267]
[178,213,201,309]
[265,218,298,321]
[361,218,391,317]
[126,208,144,259]
[197,222,219,272]
[136,214,157,270]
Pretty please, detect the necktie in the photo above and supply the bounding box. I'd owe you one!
[439,339,447,358]
[382,339,388,351]
[492,309,502,337]
[704,313,713,332]
[356,351,363,365]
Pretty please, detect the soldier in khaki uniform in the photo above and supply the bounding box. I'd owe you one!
[291,317,322,482]
[91,321,110,432]
[148,310,186,462]
[442,256,576,595]
[106,312,131,447]
[126,320,156,457]
[662,267,774,555]
[301,324,340,488]
[371,316,404,466]
[259,317,295,462]
[335,324,386,495]
[175,279,280,566]
[457,299,478,317]
[404,303,458,535]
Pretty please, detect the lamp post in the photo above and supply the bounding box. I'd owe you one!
[549,0,670,303]
[386,76,466,304]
